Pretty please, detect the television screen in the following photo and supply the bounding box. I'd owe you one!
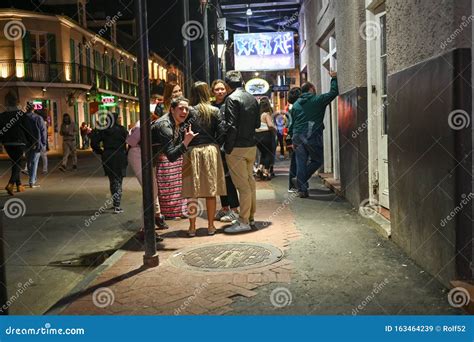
[234,32,295,71]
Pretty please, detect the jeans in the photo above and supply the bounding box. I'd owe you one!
[293,126,324,192]
[107,174,123,208]
[81,134,89,149]
[27,150,41,185]
[40,148,48,172]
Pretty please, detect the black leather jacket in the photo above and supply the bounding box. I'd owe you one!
[151,113,187,162]
[222,88,260,154]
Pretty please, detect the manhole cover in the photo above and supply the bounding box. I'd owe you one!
[169,242,284,272]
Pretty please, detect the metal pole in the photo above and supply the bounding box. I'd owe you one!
[0,211,8,315]
[183,0,192,96]
[135,0,158,267]
[203,3,210,84]
[213,2,219,81]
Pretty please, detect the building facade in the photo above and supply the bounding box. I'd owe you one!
[0,8,181,151]
[299,0,472,286]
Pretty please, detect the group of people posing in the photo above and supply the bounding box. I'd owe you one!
[92,69,339,240]
[0,69,338,240]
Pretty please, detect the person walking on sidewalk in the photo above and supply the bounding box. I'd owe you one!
[290,70,339,198]
[274,111,287,160]
[222,70,260,234]
[127,116,169,230]
[255,97,276,181]
[91,112,128,214]
[152,96,199,220]
[0,91,29,195]
[38,110,49,174]
[80,122,91,149]
[211,79,240,223]
[59,113,78,171]
[24,102,47,188]
[183,82,227,237]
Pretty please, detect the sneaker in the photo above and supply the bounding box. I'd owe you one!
[220,211,238,222]
[249,219,257,229]
[288,188,298,193]
[113,207,124,214]
[29,183,40,188]
[298,191,309,198]
[58,165,66,172]
[224,221,252,234]
[155,215,169,230]
[215,208,230,221]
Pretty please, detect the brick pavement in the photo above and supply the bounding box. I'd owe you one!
[62,179,302,315]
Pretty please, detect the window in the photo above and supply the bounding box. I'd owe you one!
[30,32,48,63]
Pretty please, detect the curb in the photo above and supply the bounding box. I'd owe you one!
[45,247,128,315]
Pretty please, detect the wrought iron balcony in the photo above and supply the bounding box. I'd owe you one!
[0,60,138,97]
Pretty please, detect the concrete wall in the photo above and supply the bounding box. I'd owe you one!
[387,0,472,74]
[386,0,472,284]
[334,0,367,93]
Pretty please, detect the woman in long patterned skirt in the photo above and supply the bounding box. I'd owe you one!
[154,82,189,219]
[156,153,188,219]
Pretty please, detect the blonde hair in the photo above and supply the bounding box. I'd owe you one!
[190,81,215,125]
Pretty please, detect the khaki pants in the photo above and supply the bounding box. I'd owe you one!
[62,140,77,167]
[226,146,257,224]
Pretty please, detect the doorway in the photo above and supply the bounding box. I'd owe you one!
[366,1,389,210]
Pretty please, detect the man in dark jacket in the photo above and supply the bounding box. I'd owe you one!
[289,71,338,198]
[24,102,47,188]
[0,91,29,195]
[91,112,128,214]
[222,70,260,233]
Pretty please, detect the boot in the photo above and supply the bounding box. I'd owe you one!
[16,184,26,192]
[5,183,14,196]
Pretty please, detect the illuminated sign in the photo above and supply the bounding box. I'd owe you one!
[33,100,43,110]
[101,95,117,107]
[234,32,295,71]
[245,78,270,95]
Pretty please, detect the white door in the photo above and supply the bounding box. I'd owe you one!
[375,11,389,208]
[320,33,339,179]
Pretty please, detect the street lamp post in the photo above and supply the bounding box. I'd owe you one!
[135,0,159,267]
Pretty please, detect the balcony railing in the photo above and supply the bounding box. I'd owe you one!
[0,60,138,97]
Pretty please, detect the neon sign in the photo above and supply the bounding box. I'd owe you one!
[234,32,295,71]
[33,100,43,110]
[101,95,117,107]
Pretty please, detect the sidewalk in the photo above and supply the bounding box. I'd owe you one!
[58,162,461,316]
[0,153,145,314]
